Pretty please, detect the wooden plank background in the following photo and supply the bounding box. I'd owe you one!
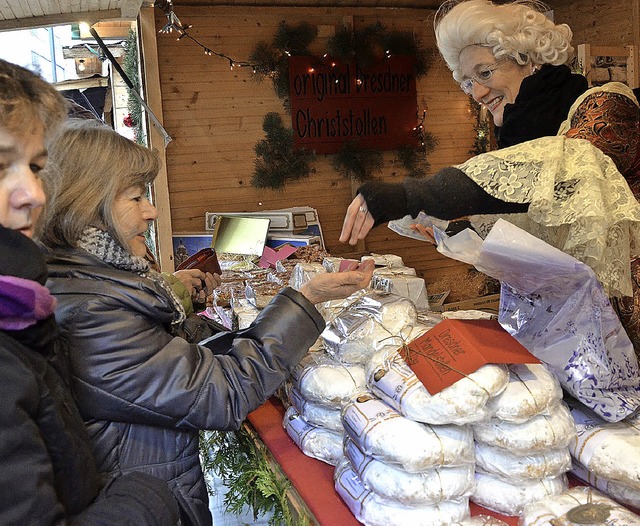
[152,0,638,290]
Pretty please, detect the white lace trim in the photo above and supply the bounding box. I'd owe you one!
[458,135,640,297]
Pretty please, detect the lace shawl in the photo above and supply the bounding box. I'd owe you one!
[460,84,640,297]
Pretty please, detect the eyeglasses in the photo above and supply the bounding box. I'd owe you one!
[459,58,510,95]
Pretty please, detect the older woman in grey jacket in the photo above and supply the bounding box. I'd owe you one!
[40,119,373,526]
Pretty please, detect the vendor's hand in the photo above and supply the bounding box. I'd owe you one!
[299,260,375,305]
[409,223,436,244]
[339,194,375,246]
[173,269,221,304]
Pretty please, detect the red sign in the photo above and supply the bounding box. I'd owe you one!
[399,319,540,394]
[288,55,419,154]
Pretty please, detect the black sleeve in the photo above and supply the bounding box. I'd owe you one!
[72,472,180,525]
[358,167,529,226]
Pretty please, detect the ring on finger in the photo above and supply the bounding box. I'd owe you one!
[359,205,368,214]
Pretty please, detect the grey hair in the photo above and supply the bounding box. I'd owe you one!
[39,119,160,250]
[0,58,67,144]
[435,0,574,82]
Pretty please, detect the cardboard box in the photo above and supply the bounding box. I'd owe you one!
[266,233,322,249]
[205,207,318,232]
[428,292,501,315]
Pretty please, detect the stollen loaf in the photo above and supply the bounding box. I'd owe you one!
[366,348,509,425]
[341,394,474,472]
[472,472,568,516]
[475,442,571,481]
[322,292,418,364]
[334,459,470,526]
[518,485,640,525]
[291,353,366,407]
[571,461,640,509]
[287,384,343,432]
[473,402,576,452]
[283,406,342,466]
[343,437,474,505]
[569,401,640,492]
[485,363,563,423]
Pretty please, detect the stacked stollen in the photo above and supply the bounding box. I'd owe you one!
[471,363,575,516]
[331,322,512,525]
[282,289,429,466]
[283,351,365,466]
[336,394,475,526]
[568,401,640,510]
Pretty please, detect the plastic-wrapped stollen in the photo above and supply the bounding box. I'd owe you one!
[321,292,418,364]
[366,348,509,425]
[473,402,576,453]
[282,406,343,466]
[471,472,568,516]
[474,442,571,481]
[341,394,474,472]
[569,402,640,492]
[343,437,474,505]
[334,459,471,526]
[484,363,563,423]
[518,485,640,525]
[571,460,640,509]
[291,352,367,407]
[286,384,343,432]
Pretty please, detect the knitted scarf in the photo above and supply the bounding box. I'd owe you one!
[0,225,59,355]
[77,227,186,328]
[497,64,589,148]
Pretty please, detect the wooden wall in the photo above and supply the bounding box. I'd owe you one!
[153,5,476,289]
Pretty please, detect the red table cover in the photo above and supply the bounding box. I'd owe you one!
[247,397,518,525]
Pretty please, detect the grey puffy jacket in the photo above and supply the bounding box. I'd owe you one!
[45,247,325,526]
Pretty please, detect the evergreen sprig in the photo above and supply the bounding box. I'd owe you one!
[252,112,315,189]
[250,22,317,109]
[468,96,491,155]
[200,429,306,526]
[331,140,384,181]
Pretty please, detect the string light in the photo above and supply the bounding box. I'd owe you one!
[154,0,258,70]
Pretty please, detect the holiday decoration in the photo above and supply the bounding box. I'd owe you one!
[154,2,439,187]
[252,113,316,189]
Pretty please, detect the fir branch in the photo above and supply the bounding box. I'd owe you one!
[331,140,383,181]
[273,21,318,55]
[252,112,315,189]
[200,429,307,526]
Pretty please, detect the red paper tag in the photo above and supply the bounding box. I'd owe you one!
[399,319,539,394]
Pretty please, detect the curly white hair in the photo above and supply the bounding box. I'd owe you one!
[435,0,574,82]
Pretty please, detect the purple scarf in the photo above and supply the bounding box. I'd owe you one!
[0,275,57,330]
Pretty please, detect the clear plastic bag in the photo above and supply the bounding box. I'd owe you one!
[435,219,640,422]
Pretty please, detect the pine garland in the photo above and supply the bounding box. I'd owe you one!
[248,22,438,188]
[200,429,308,526]
[252,112,316,189]
[331,140,383,181]
[123,29,145,145]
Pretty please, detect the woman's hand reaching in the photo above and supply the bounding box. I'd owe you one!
[299,259,375,305]
[339,194,375,246]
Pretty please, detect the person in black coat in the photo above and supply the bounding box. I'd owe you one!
[0,57,180,525]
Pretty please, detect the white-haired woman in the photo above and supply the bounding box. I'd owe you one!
[340,0,640,350]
